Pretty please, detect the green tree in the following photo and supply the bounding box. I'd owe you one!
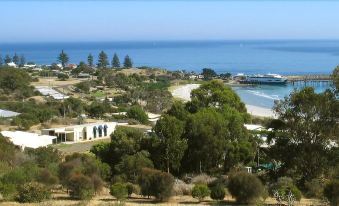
[270,87,338,185]
[97,51,109,68]
[87,53,94,67]
[123,55,133,68]
[110,183,128,201]
[57,50,69,67]
[112,53,120,68]
[127,105,148,124]
[154,115,187,173]
[332,66,339,91]
[0,55,3,66]
[19,55,26,67]
[228,172,264,204]
[5,54,12,64]
[189,80,247,113]
[13,53,20,65]
[115,151,154,183]
[183,108,229,173]
[191,184,210,202]
[202,68,217,80]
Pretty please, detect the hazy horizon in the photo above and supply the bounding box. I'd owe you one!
[1,1,339,42]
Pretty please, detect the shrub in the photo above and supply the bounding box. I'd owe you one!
[68,173,95,200]
[210,184,225,201]
[37,169,59,186]
[127,105,148,124]
[57,73,69,81]
[191,184,210,202]
[305,178,325,198]
[191,174,216,185]
[324,180,339,206]
[173,179,192,196]
[270,177,302,201]
[17,182,51,203]
[138,168,174,201]
[110,183,128,201]
[228,172,264,204]
[125,183,140,197]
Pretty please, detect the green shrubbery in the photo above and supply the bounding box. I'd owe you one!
[270,177,302,201]
[228,172,264,204]
[110,183,128,201]
[138,168,174,201]
[17,182,51,203]
[210,184,225,201]
[127,105,148,124]
[191,184,210,202]
[324,180,339,206]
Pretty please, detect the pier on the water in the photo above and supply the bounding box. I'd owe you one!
[287,75,332,86]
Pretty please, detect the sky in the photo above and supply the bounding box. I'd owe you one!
[0,0,339,42]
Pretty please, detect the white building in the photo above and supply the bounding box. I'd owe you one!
[35,86,69,100]
[7,62,17,68]
[1,131,56,149]
[41,122,117,143]
[0,109,20,118]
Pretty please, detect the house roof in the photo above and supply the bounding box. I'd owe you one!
[0,109,20,118]
[1,131,56,149]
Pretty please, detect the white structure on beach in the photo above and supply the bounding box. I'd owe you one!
[41,122,117,143]
[6,62,17,68]
[0,109,20,118]
[0,131,56,149]
[35,86,69,100]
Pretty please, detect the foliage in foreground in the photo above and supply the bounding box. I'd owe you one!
[138,168,174,201]
[324,180,339,206]
[17,181,51,203]
[228,172,264,204]
[191,184,210,202]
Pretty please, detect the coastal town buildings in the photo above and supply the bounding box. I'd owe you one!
[41,122,117,143]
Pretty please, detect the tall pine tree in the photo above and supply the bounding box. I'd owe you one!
[4,55,12,64]
[123,55,133,68]
[13,53,20,65]
[0,55,3,66]
[87,53,94,67]
[58,50,69,68]
[112,53,120,68]
[97,51,109,68]
[19,55,26,67]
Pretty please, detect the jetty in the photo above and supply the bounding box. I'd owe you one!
[287,74,332,86]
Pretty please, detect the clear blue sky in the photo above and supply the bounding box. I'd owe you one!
[1,0,339,42]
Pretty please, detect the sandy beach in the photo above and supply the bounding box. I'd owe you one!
[171,84,275,118]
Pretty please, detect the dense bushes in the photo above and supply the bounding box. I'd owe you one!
[110,183,128,201]
[138,168,174,201]
[228,172,264,204]
[17,182,51,203]
[127,105,148,124]
[324,180,339,206]
[270,177,302,201]
[58,153,109,200]
[68,173,95,200]
[191,184,210,202]
[210,184,225,201]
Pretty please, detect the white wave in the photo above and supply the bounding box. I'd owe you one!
[246,90,281,100]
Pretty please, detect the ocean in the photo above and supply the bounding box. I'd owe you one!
[1,40,339,75]
[231,82,333,109]
[0,40,336,109]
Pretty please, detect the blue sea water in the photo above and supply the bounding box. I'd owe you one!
[0,40,336,108]
[1,40,339,75]
[232,82,333,109]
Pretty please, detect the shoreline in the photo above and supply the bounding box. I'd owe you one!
[170,83,276,118]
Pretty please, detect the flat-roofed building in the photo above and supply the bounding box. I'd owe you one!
[41,122,117,143]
